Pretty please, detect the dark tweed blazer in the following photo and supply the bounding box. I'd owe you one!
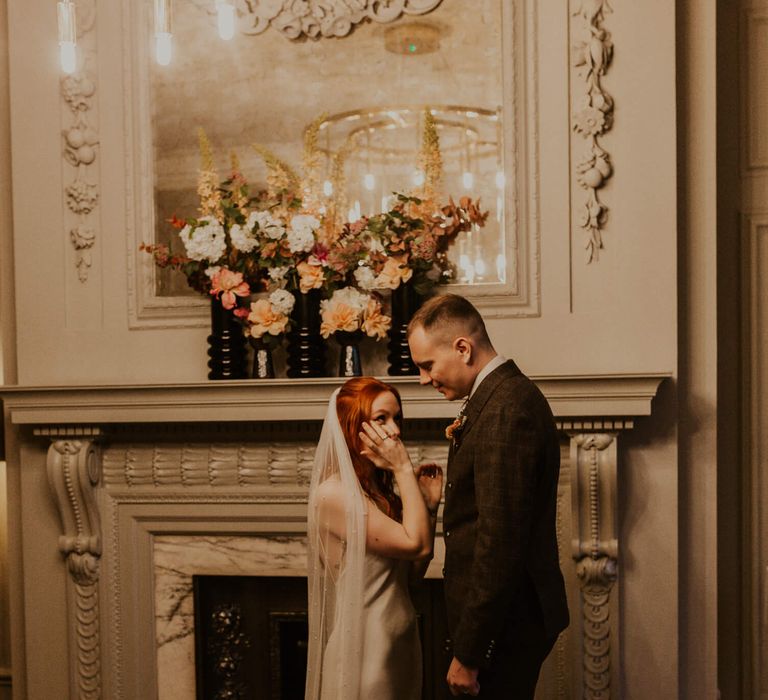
[443,360,569,669]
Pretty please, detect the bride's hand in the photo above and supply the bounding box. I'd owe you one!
[359,421,411,473]
[415,463,443,512]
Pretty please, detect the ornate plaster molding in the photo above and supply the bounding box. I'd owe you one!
[61,0,100,282]
[237,0,444,40]
[568,431,618,699]
[571,0,614,263]
[102,441,449,488]
[46,437,103,699]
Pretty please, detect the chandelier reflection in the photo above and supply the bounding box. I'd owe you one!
[309,105,506,285]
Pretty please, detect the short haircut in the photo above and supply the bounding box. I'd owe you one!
[407,294,492,348]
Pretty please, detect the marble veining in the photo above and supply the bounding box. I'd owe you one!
[154,535,308,700]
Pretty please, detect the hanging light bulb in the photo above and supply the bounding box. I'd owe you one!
[323,180,334,197]
[57,1,77,74]
[363,173,375,191]
[216,0,236,40]
[154,0,173,66]
[412,170,425,187]
[462,171,474,190]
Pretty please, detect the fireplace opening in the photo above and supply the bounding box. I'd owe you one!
[193,575,452,699]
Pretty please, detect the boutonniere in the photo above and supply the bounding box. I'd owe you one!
[445,413,468,441]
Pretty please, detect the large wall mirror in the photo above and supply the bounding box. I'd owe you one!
[128,0,538,325]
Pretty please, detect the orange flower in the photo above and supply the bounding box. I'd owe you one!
[320,302,360,338]
[209,269,250,310]
[362,298,391,340]
[297,260,325,293]
[247,299,289,338]
[375,255,413,290]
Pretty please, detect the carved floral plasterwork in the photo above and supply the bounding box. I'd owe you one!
[234,0,444,39]
[61,0,100,282]
[571,0,614,263]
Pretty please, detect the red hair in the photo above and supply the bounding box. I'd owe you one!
[336,377,404,522]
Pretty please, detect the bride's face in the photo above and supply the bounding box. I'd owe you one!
[369,391,403,439]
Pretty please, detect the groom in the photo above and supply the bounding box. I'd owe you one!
[408,295,569,698]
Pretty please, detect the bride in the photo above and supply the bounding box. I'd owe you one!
[305,377,443,700]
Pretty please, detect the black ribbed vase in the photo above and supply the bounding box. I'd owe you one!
[335,330,364,377]
[387,280,424,376]
[286,289,327,378]
[207,298,248,380]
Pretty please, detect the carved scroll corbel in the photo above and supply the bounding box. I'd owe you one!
[568,431,618,699]
[45,436,102,699]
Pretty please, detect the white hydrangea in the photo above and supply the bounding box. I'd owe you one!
[287,214,320,253]
[330,286,369,314]
[229,223,257,253]
[250,210,285,240]
[353,265,377,291]
[268,266,289,284]
[204,265,222,279]
[269,289,295,316]
[179,217,226,262]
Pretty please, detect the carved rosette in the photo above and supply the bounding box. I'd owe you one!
[568,431,618,699]
[237,0,444,39]
[61,0,100,282]
[571,0,614,263]
[46,437,103,699]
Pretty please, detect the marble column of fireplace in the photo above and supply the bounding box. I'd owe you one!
[1,375,666,699]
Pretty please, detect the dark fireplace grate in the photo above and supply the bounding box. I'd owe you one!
[193,575,451,699]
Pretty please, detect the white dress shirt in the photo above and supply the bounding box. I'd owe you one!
[468,354,507,399]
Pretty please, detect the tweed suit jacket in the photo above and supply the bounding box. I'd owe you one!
[442,360,569,669]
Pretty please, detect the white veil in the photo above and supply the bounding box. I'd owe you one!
[305,389,367,700]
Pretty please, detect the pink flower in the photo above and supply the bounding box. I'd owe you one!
[311,243,329,264]
[209,268,250,309]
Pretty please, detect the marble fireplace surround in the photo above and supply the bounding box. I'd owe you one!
[1,374,667,699]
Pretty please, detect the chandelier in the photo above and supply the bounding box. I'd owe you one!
[309,105,505,284]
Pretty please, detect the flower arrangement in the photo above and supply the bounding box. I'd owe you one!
[141,109,491,378]
[351,193,489,295]
[319,287,391,340]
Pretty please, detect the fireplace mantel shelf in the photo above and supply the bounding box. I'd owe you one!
[1,373,669,427]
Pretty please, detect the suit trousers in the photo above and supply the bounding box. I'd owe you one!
[474,620,558,699]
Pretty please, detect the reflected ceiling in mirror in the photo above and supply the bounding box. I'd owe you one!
[149,0,504,296]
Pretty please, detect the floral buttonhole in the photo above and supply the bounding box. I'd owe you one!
[445,413,468,442]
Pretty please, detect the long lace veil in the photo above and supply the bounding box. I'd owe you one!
[305,389,367,699]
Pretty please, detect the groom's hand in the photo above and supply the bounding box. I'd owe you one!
[447,656,480,696]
